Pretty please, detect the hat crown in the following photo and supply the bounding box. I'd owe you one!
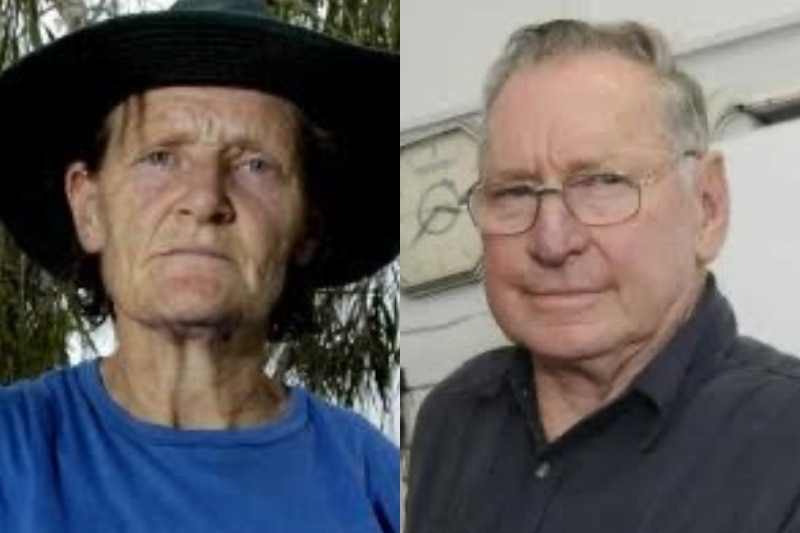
[169,0,266,16]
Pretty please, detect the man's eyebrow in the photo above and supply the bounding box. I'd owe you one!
[486,153,624,181]
[484,168,540,183]
[560,152,627,173]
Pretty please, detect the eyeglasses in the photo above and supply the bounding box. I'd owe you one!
[466,151,700,236]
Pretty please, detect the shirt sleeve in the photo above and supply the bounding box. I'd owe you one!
[404,386,452,533]
[363,426,401,533]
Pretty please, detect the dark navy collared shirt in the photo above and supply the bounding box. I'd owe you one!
[406,278,800,533]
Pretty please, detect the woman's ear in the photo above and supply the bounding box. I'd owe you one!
[293,205,322,266]
[294,237,317,266]
[65,161,105,253]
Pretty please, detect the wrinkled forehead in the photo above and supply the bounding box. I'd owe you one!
[484,53,672,171]
[103,86,303,159]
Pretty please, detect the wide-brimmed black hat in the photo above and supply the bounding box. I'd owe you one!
[0,0,397,287]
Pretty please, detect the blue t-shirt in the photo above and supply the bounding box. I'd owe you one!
[0,360,400,533]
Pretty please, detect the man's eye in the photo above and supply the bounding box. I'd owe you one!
[571,173,629,188]
[487,184,533,201]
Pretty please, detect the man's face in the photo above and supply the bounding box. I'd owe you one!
[66,86,308,331]
[482,52,728,362]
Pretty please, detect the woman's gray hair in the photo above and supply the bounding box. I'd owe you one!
[483,19,709,155]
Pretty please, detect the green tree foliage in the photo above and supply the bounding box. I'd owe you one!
[0,0,84,383]
[0,0,399,412]
[263,0,399,410]
[0,232,85,382]
[266,0,399,51]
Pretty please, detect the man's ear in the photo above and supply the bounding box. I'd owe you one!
[65,162,105,253]
[694,150,730,266]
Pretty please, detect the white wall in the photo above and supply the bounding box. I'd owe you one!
[715,120,800,356]
[579,0,800,49]
[401,0,800,127]
[401,0,800,428]
[401,0,567,126]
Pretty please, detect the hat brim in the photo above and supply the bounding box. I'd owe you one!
[0,10,398,287]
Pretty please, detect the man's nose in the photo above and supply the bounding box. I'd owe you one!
[525,192,590,267]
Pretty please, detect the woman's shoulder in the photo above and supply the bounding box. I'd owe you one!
[298,388,400,532]
[299,387,397,451]
[0,363,88,439]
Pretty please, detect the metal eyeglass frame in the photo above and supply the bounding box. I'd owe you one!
[464,149,702,236]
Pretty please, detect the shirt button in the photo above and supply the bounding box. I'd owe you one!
[535,462,551,479]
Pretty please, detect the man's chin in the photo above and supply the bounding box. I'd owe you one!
[510,322,622,361]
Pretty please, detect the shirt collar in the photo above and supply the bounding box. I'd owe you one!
[448,345,526,400]
[494,273,739,451]
[634,274,737,411]
[633,274,738,449]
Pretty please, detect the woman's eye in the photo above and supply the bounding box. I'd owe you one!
[244,157,273,174]
[140,149,175,168]
[236,155,282,180]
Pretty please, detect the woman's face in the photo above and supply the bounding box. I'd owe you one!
[66,86,310,333]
